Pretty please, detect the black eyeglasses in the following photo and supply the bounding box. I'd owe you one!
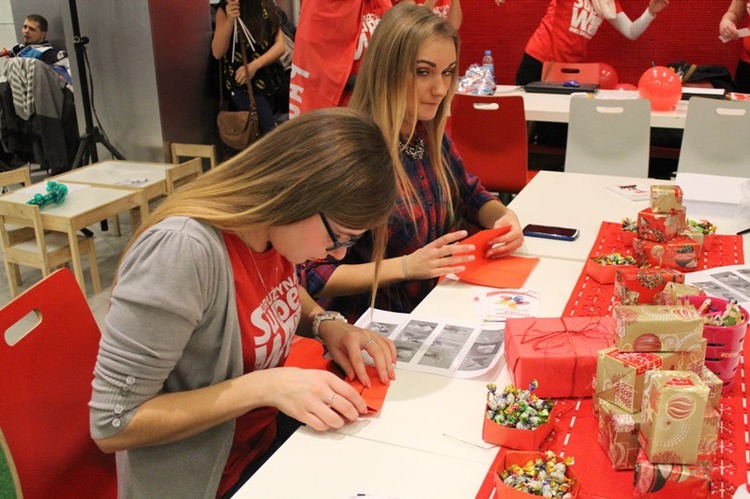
[320,213,362,252]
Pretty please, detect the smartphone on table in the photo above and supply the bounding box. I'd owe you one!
[522,224,579,241]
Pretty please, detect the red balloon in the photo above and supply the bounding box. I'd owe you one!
[598,63,619,90]
[638,66,683,111]
[615,83,638,91]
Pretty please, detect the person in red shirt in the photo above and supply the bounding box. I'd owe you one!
[719,0,750,93]
[507,0,670,85]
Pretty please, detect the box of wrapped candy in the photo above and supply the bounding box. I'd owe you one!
[612,304,704,352]
[597,398,641,470]
[633,449,710,498]
[483,381,558,451]
[633,235,702,271]
[614,267,685,306]
[494,450,578,498]
[639,370,709,464]
[505,317,614,398]
[586,254,637,285]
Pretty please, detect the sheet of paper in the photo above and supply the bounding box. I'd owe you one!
[685,264,750,310]
[720,28,750,43]
[454,228,539,288]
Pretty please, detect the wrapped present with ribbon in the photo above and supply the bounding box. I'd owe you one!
[596,343,705,413]
[505,317,614,398]
[639,370,709,464]
[699,366,722,410]
[633,235,702,271]
[653,282,706,306]
[614,267,685,306]
[638,207,686,243]
[612,305,704,352]
[698,406,719,459]
[649,185,684,214]
[597,398,641,470]
[633,449,710,498]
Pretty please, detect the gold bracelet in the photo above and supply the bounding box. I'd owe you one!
[401,255,411,281]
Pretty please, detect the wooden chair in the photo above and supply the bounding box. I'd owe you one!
[564,97,651,178]
[170,142,217,170]
[542,61,601,84]
[0,269,117,498]
[450,94,538,199]
[0,168,36,285]
[677,97,750,177]
[166,157,203,195]
[0,200,101,297]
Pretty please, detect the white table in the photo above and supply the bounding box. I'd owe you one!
[52,160,171,203]
[241,258,584,498]
[0,184,147,292]
[509,171,750,262]
[494,84,688,129]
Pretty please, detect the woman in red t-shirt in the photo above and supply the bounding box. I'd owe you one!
[720,0,750,92]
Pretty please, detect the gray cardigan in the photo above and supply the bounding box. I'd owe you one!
[90,217,244,498]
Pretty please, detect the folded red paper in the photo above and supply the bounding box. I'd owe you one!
[455,227,539,289]
[284,336,388,414]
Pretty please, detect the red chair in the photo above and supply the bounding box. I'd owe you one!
[450,94,538,195]
[0,268,116,499]
[542,61,601,84]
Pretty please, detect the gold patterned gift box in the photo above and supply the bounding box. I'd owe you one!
[649,185,684,214]
[699,366,722,410]
[596,343,706,413]
[639,370,709,465]
[613,305,704,352]
[597,398,641,470]
[653,282,706,306]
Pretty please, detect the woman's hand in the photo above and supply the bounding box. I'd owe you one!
[226,0,241,20]
[263,367,367,431]
[235,62,257,85]
[485,211,523,258]
[720,17,740,40]
[647,0,669,16]
[318,320,397,387]
[402,230,475,280]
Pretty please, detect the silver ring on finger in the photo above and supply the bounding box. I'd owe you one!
[362,338,375,350]
[325,393,335,406]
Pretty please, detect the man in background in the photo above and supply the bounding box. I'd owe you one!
[6,14,72,85]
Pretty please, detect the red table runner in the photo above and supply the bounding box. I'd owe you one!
[476,222,747,499]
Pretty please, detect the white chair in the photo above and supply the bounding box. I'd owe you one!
[564,97,651,178]
[677,97,750,177]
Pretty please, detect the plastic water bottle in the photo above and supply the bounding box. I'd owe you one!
[482,50,495,80]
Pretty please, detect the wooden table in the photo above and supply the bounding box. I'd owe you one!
[0,184,148,292]
[494,85,689,129]
[52,160,171,202]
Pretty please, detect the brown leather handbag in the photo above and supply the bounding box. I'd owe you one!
[217,33,260,150]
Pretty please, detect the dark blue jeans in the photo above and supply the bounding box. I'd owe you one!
[230,89,276,136]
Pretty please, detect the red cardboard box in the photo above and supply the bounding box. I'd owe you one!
[633,449,710,498]
[494,451,579,498]
[483,403,559,451]
[615,267,685,306]
[586,256,637,285]
[633,235,702,271]
[505,317,614,398]
[638,207,686,242]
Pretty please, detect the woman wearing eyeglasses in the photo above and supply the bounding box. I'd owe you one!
[299,4,523,323]
[89,108,397,498]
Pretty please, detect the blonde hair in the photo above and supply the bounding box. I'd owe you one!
[349,3,460,218]
[125,108,397,292]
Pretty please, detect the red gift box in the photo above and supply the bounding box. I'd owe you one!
[483,403,559,451]
[494,451,579,498]
[505,317,614,398]
[615,267,685,306]
[638,207,686,242]
[633,235,702,271]
[633,449,710,498]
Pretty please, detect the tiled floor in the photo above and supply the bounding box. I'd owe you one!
[0,208,131,337]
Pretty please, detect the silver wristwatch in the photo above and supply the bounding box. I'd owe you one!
[311,311,347,345]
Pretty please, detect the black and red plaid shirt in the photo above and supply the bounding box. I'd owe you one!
[298,128,495,322]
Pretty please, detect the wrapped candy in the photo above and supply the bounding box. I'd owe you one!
[497,450,577,498]
[486,381,555,430]
[457,64,495,95]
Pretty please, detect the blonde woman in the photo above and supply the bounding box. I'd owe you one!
[89,108,398,498]
[300,3,523,322]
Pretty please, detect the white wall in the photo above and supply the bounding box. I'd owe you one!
[0,0,17,49]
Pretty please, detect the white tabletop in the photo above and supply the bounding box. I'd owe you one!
[52,160,170,196]
[509,171,750,262]
[494,84,688,129]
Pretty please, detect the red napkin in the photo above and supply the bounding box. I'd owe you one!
[455,227,539,288]
[284,336,388,414]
